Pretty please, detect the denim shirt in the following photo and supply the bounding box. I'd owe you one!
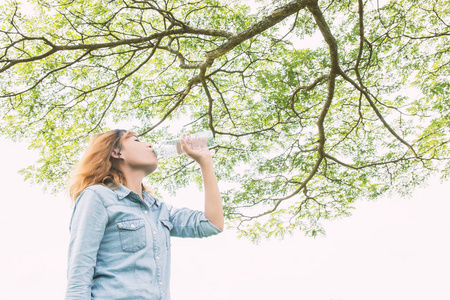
[66,184,222,300]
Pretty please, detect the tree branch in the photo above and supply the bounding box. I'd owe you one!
[205,0,310,61]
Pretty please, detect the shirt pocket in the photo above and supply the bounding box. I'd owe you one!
[159,220,173,250]
[117,219,146,252]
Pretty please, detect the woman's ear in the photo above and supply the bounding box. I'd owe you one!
[111,149,122,159]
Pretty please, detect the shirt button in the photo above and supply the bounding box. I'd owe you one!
[159,282,163,286]
[144,211,148,214]
[153,230,157,235]
[156,256,160,260]
[130,224,135,228]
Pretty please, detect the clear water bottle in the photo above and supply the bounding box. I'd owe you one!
[153,131,214,159]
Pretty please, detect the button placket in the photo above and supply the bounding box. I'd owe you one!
[149,221,164,297]
[140,193,166,298]
[139,194,151,215]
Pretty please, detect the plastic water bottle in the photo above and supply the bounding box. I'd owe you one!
[153,131,214,158]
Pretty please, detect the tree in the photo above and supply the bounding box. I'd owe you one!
[0,0,449,241]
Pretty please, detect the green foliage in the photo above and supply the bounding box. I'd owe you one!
[1,0,449,241]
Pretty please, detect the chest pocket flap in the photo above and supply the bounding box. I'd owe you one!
[159,219,173,249]
[117,219,145,230]
[160,219,173,231]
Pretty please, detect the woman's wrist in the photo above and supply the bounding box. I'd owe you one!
[197,155,213,168]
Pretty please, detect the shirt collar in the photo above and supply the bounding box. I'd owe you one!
[112,184,133,200]
[112,184,160,207]
[143,190,161,207]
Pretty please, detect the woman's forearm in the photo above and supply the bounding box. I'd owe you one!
[179,138,224,231]
[200,161,224,231]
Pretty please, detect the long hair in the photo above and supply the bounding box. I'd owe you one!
[69,129,135,201]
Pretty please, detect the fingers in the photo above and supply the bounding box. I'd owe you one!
[179,139,188,157]
[180,137,211,163]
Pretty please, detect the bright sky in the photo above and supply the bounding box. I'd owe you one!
[1,137,449,300]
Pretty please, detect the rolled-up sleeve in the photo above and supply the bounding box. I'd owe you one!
[167,204,222,238]
[66,189,108,300]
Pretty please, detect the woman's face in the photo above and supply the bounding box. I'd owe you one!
[117,135,158,175]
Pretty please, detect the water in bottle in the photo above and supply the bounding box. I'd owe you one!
[153,131,214,159]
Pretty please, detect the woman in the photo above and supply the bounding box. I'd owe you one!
[66,129,224,300]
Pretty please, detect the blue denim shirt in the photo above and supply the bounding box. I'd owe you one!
[66,184,222,300]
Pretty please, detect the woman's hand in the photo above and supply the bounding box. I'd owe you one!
[180,135,213,167]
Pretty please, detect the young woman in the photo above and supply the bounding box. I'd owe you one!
[66,129,224,300]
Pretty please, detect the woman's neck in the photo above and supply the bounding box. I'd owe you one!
[122,169,145,199]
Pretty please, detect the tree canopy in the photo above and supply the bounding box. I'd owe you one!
[1,0,449,241]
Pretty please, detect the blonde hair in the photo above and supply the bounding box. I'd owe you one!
[69,129,135,201]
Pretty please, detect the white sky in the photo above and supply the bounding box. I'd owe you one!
[1,137,449,300]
